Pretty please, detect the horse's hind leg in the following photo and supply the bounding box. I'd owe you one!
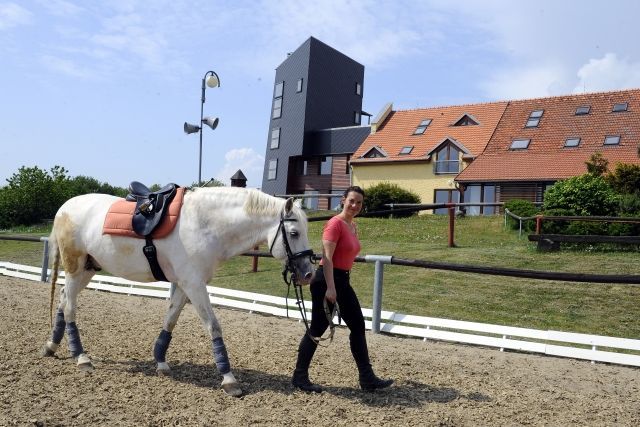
[181,282,242,397]
[42,287,68,357]
[61,269,95,371]
[154,283,188,375]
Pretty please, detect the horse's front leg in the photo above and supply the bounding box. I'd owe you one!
[181,282,242,397]
[154,283,188,375]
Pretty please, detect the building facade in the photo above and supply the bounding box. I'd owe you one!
[260,37,370,209]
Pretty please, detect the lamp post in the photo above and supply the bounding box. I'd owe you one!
[184,70,220,185]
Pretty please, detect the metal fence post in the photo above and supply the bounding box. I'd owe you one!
[365,255,392,334]
[40,237,49,282]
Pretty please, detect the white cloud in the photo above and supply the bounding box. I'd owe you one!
[215,148,265,188]
[40,54,91,78]
[573,53,640,94]
[479,63,569,100]
[0,2,32,30]
[36,0,83,17]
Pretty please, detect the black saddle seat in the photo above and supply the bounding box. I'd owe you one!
[126,181,179,237]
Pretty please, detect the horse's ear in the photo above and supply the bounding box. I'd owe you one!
[285,197,294,215]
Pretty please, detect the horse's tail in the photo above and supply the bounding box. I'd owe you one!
[48,226,60,328]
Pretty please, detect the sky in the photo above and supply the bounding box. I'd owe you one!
[1,0,640,190]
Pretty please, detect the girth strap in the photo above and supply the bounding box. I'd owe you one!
[143,235,168,282]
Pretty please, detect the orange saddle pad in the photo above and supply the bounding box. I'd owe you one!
[102,187,185,239]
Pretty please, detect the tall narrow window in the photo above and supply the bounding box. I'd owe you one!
[272,82,283,119]
[413,119,432,135]
[354,111,361,125]
[434,143,461,174]
[355,82,362,95]
[320,156,333,175]
[296,78,303,93]
[434,190,460,214]
[526,110,544,127]
[270,128,280,149]
[268,159,278,180]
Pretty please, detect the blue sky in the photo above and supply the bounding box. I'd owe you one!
[2,0,639,189]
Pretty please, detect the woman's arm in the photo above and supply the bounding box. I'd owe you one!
[321,239,337,303]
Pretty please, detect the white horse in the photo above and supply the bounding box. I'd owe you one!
[42,187,314,397]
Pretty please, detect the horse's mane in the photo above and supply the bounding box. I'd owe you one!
[243,188,285,216]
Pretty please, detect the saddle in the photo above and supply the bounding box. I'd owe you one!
[126,182,179,236]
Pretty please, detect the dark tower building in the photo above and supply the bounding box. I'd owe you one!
[260,37,370,209]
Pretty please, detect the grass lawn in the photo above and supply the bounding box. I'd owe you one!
[2,215,639,339]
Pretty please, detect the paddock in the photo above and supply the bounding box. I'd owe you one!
[1,275,639,426]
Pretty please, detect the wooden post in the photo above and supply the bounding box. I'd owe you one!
[252,245,259,272]
[448,203,455,248]
[536,215,542,235]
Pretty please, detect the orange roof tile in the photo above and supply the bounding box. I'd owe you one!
[457,88,640,182]
[351,101,508,163]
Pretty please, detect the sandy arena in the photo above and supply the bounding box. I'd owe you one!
[0,275,639,426]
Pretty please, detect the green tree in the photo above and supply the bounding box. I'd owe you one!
[606,162,640,195]
[543,174,618,216]
[585,152,609,176]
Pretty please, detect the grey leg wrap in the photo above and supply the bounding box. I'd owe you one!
[153,329,172,363]
[65,322,84,358]
[51,309,66,344]
[212,337,230,375]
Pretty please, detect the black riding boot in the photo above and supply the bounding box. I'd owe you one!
[292,334,322,393]
[350,332,394,391]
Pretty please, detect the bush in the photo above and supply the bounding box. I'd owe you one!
[363,182,421,218]
[540,208,574,234]
[543,174,619,217]
[606,163,640,196]
[504,199,539,231]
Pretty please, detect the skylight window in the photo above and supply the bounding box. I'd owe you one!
[510,138,531,150]
[564,137,581,147]
[399,146,414,155]
[575,106,590,115]
[525,110,544,128]
[413,119,432,135]
[604,135,621,145]
[612,103,628,112]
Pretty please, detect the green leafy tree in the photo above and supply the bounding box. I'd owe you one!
[543,174,618,216]
[606,162,640,195]
[363,182,421,218]
[585,152,609,176]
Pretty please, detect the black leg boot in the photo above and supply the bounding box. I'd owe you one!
[292,334,322,393]
[350,332,394,391]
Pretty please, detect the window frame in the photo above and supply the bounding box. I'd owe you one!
[296,78,303,93]
[399,146,414,155]
[413,119,432,135]
[320,156,333,175]
[355,82,362,96]
[612,103,628,112]
[525,110,544,128]
[267,159,278,180]
[510,138,531,150]
[354,111,361,125]
[575,105,591,115]
[433,143,461,174]
[564,137,581,148]
[270,127,280,149]
[604,135,621,145]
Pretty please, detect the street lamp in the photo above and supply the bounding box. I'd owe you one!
[184,70,221,185]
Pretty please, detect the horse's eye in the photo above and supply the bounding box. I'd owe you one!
[290,230,299,237]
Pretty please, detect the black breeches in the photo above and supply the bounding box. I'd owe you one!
[309,268,366,350]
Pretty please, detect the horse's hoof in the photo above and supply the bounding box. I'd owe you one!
[156,362,171,376]
[222,383,243,397]
[41,341,58,357]
[77,353,94,372]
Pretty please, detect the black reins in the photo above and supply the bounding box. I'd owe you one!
[270,212,337,344]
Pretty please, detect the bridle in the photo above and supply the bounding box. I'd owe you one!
[270,211,338,344]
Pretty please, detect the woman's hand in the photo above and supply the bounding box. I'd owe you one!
[325,286,337,304]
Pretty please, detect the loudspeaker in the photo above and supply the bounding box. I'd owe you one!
[184,122,200,134]
[202,116,219,130]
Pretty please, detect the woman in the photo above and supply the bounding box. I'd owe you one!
[292,186,393,393]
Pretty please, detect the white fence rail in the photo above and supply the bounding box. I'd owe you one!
[2,261,639,368]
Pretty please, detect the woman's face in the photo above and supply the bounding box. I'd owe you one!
[342,191,364,217]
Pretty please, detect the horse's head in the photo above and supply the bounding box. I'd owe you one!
[268,198,314,284]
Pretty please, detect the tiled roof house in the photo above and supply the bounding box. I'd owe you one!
[351,101,508,213]
[456,88,640,211]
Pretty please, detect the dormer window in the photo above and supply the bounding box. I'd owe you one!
[575,106,590,115]
[362,147,387,158]
[453,114,479,126]
[526,110,544,128]
[510,138,531,150]
[612,103,628,112]
[399,146,413,155]
[604,135,621,145]
[434,143,461,174]
[413,119,432,135]
[564,137,581,148]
